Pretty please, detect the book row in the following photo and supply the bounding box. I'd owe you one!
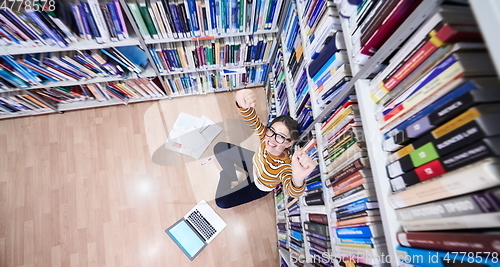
[162,65,268,95]
[0,78,165,115]
[148,34,276,73]
[342,1,500,266]
[127,0,283,40]
[0,45,149,91]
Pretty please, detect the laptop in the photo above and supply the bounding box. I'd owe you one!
[165,200,227,260]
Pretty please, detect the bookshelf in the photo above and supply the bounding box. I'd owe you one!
[0,0,285,119]
[272,0,500,266]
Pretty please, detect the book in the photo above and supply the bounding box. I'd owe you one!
[383,78,500,152]
[396,231,500,253]
[379,51,495,126]
[389,157,500,209]
[386,104,500,177]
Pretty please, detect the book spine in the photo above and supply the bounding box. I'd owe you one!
[87,0,111,42]
[389,157,500,209]
[396,187,500,221]
[397,232,500,253]
[308,213,328,225]
[114,0,128,38]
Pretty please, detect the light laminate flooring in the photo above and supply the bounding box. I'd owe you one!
[0,89,279,267]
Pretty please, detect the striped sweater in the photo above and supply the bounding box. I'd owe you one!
[238,106,305,197]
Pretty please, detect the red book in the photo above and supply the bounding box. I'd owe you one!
[308,213,328,225]
[414,159,446,182]
[157,50,170,71]
[359,0,422,56]
[383,23,482,92]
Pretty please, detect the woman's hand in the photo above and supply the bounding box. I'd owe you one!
[235,89,257,109]
[291,150,318,187]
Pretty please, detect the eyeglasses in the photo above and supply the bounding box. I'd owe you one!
[265,127,292,144]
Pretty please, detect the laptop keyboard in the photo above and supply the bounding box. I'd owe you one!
[187,209,216,240]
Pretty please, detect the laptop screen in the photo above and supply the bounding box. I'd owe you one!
[166,220,206,260]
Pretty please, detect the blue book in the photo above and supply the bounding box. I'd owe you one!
[42,59,85,80]
[335,224,383,238]
[306,180,322,191]
[307,0,325,28]
[80,1,103,43]
[70,4,86,38]
[23,10,68,48]
[0,68,29,88]
[99,49,134,73]
[171,3,186,36]
[214,0,221,32]
[320,78,349,104]
[113,46,149,72]
[106,2,123,39]
[149,48,164,71]
[336,197,376,210]
[0,24,22,46]
[186,0,200,36]
[20,58,59,82]
[382,79,490,140]
[0,55,41,85]
[338,237,383,246]
[77,4,92,39]
[58,57,94,79]
[230,0,238,31]
[290,230,303,241]
[309,42,345,81]
[235,0,241,30]
[0,98,20,112]
[208,0,217,32]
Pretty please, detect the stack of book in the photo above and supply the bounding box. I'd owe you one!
[0,77,165,115]
[300,2,349,111]
[303,140,322,207]
[0,91,54,115]
[280,1,313,132]
[126,0,283,40]
[344,0,423,65]
[41,78,164,103]
[353,2,500,266]
[318,93,388,265]
[271,46,290,116]
[70,0,131,44]
[0,3,78,49]
[148,34,276,73]
[303,214,332,266]
[0,45,149,91]
[162,65,268,95]
[266,79,278,123]
[276,184,289,250]
[287,195,305,263]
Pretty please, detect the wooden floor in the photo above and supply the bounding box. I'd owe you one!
[0,89,279,267]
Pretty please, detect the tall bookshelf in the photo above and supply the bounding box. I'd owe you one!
[271,0,500,266]
[0,0,285,119]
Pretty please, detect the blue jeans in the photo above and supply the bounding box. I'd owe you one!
[213,142,270,209]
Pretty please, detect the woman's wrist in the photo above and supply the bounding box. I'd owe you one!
[292,177,305,188]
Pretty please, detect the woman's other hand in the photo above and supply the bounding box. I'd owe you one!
[291,150,318,187]
[235,89,257,109]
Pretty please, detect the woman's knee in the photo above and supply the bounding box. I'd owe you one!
[215,197,232,209]
[213,142,229,155]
